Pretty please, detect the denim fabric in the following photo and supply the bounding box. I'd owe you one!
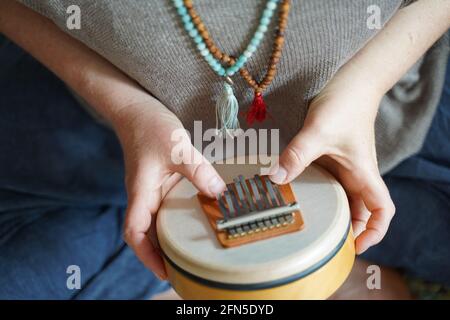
[0,35,169,299]
[363,55,450,286]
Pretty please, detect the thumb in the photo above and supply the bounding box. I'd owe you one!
[173,144,226,198]
[269,130,324,184]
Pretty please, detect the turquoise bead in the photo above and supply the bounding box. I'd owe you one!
[261,17,271,26]
[181,14,191,24]
[235,60,245,69]
[226,69,235,76]
[177,6,187,15]
[197,42,206,50]
[250,37,261,47]
[247,44,257,53]
[173,0,183,8]
[200,48,209,56]
[258,25,268,33]
[254,31,264,40]
[212,62,222,73]
[205,54,214,64]
[267,1,277,10]
[263,8,274,19]
[194,35,203,44]
[184,21,194,31]
[237,56,247,64]
[218,68,226,76]
[189,28,198,37]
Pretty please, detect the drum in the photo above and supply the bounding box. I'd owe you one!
[157,156,355,299]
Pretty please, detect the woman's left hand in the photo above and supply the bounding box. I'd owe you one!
[269,77,395,254]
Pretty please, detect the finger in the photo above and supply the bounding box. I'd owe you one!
[269,130,324,184]
[123,170,168,280]
[161,172,183,197]
[355,173,395,254]
[173,144,226,198]
[348,194,371,238]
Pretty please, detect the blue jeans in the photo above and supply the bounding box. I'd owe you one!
[362,55,450,286]
[0,35,448,299]
[0,36,169,299]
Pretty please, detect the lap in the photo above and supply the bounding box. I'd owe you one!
[0,36,168,299]
[0,203,168,299]
[363,57,450,285]
[0,34,125,207]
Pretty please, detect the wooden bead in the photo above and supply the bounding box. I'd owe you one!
[209,44,218,54]
[262,75,273,83]
[273,50,282,59]
[200,30,210,40]
[190,12,200,23]
[222,55,232,64]
[183,0,193,9]
[197,22,206,32]
[281,1,290,12]
[267,70,276,77]
[270,56,280,65]
[275,36,285,47]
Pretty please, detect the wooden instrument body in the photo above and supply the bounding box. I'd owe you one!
[157,158,355,299]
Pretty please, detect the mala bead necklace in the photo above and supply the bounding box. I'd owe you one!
[183,0,291,126]
[173,0,291,135]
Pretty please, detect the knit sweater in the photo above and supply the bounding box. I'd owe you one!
[18,0,449,173]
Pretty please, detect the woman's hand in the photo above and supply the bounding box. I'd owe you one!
[111,100,226,280]
[269,77,395,255]
[268,0,450,254]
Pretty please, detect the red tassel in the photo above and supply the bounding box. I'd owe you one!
[246,92,268,125]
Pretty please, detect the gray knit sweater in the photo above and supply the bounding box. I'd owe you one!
[19,0,449,173]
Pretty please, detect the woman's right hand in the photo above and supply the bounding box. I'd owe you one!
[111,100,226,280]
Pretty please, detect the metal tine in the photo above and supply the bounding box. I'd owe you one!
[218,195,229,220]
[249,178,264,211]
[226,184,242,216]
[254,175,271,209]
[233,178,250,214]
[263,176,279,207]
[257,220,266,230]
[223,191,237,217]
[238,175,257,212]
[273,183,286,206]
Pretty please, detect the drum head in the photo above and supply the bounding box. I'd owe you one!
[157,156,350,285]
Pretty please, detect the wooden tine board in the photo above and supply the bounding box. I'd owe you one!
[197,176,304,248]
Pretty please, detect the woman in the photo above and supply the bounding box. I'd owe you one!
[0,0,448,299]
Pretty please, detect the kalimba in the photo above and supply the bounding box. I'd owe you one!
[157,157,355,299]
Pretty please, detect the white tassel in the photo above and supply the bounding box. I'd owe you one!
[215,82,240,137]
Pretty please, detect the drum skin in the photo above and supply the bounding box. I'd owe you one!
[163,229,354,300]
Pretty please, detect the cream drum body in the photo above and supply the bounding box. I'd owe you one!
[157,158,355,299]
